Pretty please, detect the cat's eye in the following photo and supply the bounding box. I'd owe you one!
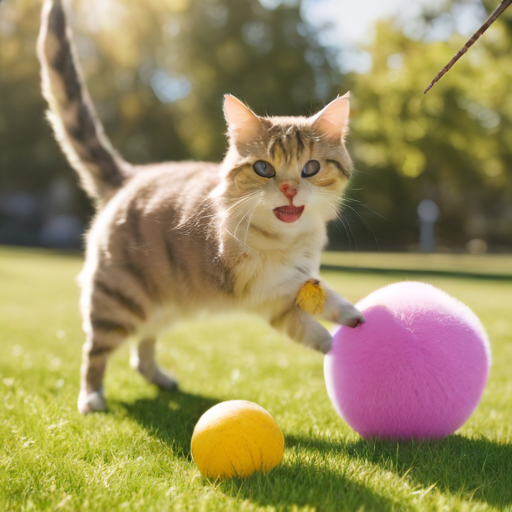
[301,160,320,178]
[253,160,276,178]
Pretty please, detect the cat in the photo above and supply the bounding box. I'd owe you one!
[37,0,365,414]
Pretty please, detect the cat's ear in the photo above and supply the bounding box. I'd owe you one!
[223,95,262,143]
[310,92,350,141]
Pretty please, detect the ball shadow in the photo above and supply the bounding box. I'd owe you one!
[219,456,395,512]
[287,433,512,508]
[218,433,396,512]
[113,390,219,459]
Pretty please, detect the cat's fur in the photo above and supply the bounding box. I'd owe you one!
[37,0,365,414]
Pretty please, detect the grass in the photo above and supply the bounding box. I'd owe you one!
[321,251,512,277]
[0,246,511,512]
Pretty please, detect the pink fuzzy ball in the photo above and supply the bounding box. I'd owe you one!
[324,282,491,439]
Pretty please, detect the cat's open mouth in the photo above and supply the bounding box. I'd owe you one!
[273,205,305,223]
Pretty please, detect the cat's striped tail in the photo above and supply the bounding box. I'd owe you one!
[37,0,131,204]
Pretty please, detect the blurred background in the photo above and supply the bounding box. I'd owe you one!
[1,0,511,253]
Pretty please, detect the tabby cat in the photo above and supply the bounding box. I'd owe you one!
[37,0,365,414]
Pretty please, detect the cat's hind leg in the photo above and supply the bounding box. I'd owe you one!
[78,326,128,414]
[130,338,178,392]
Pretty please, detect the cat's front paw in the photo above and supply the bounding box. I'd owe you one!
[78,390,107,414]
[309,333,333,354]
[333,304,366,328]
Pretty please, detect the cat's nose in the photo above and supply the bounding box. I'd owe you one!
[279,182,298,200]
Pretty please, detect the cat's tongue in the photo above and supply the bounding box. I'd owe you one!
[273,205,305,223]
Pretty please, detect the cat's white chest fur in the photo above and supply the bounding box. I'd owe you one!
[236,245,321,305]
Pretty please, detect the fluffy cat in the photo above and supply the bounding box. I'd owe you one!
[37,0,365,414]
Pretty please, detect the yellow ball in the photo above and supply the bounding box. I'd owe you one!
[191,400,285,479]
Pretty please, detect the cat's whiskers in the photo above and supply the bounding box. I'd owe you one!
[312,188,341,219]
[225,195,260,225]
[335,209,358,250]
[223,191,263,250]
[224,194,259,218]
[336,197,380,250]
[231,207,254,245]
[190,193,256,238]
[232,194,263,238]
[311,188,357,248]
[192,193,256,223]
[242,199,263,248]
[342,196,387,220]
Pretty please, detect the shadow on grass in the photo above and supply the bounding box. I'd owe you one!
[115,392,394,510]
[287,434,512,508]
[219,458,395,512]
[112,393,511,509]
[114,390,219,459]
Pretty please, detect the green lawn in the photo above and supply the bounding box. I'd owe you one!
[1,247,511,512]
[321,251,512,277]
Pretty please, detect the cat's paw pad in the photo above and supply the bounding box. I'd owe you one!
[78,390,107,414]
[152,370,179,392]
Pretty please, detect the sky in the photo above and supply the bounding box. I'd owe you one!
[305,0,434,45]
[298,0,488,73]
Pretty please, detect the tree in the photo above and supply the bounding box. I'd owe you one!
[339,10,512,251]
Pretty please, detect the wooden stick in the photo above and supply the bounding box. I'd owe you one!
[424,0,512,94]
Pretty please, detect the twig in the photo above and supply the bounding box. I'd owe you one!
[424,0,512,94]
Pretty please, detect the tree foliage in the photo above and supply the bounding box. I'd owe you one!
[345,8,512,250]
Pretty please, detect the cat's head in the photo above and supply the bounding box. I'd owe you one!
[218,94,353,244]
